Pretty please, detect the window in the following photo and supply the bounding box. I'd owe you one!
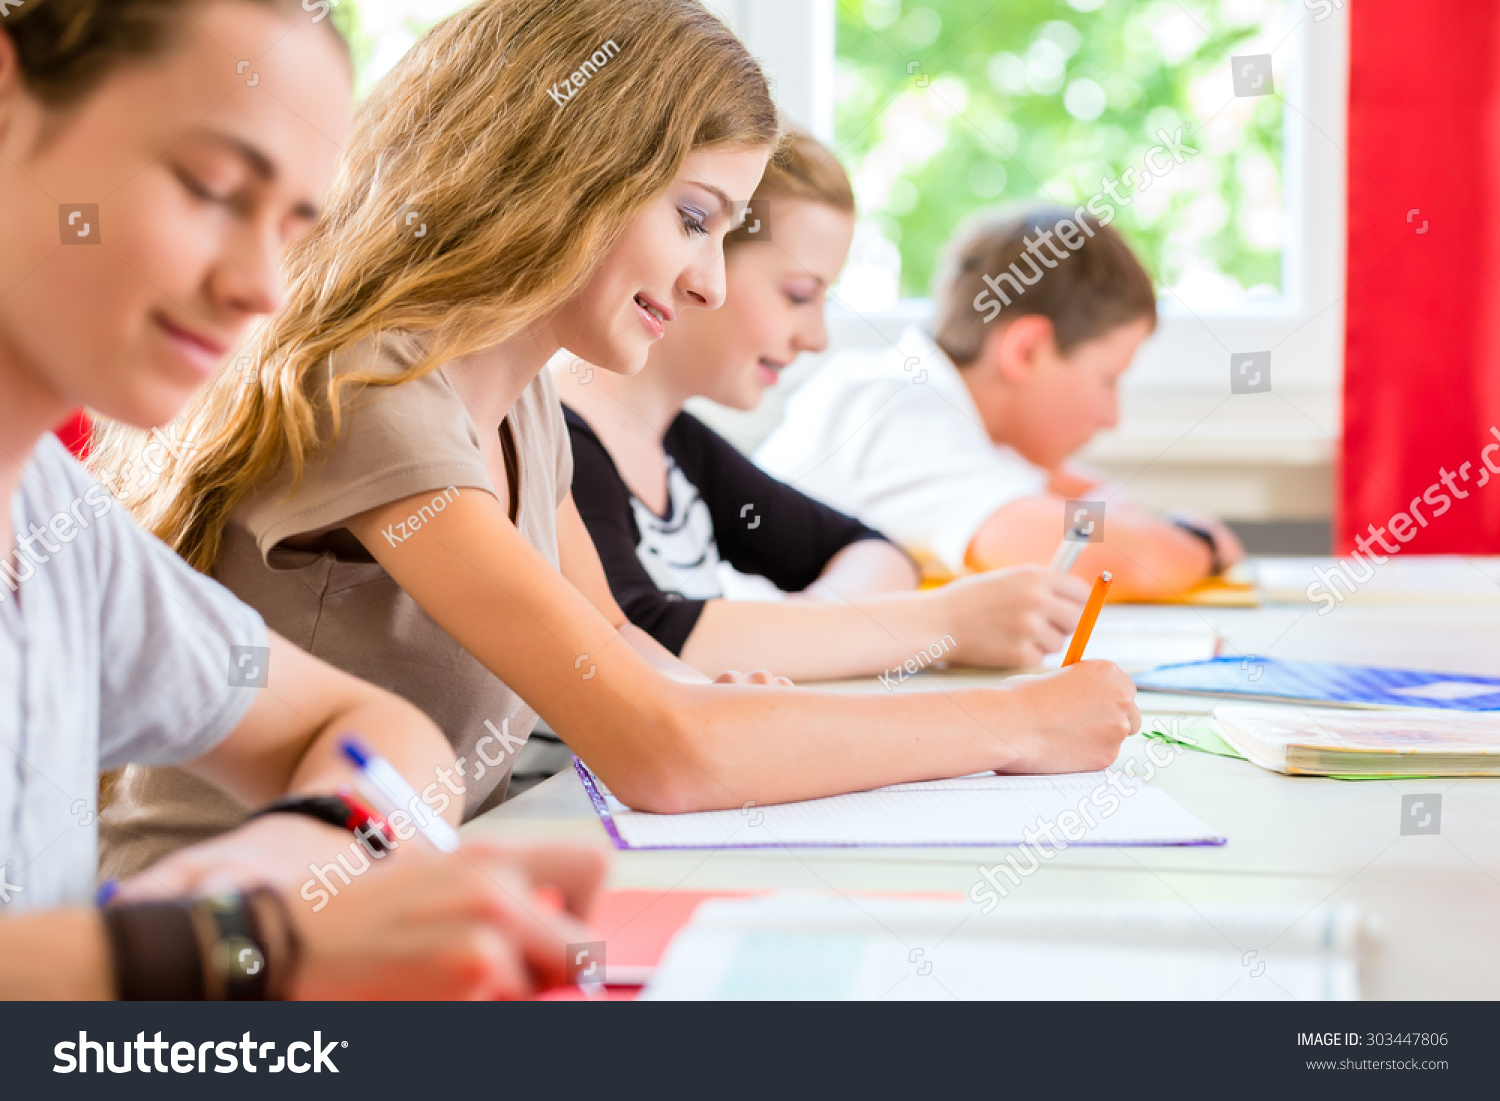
[716,0,1346,524]
[833,0,1288,314]
[332,0,470,94]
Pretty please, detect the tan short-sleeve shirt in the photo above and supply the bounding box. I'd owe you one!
[101,334,573,877]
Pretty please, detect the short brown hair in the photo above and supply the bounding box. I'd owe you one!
[727,127,854,248]
[933,204,1156,366]
[4,0,347,107]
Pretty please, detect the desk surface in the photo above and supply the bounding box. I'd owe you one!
[469,602,1500,999]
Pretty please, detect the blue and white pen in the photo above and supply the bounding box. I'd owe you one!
[339,735,460,853]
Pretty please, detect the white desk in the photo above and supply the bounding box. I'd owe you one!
[470,602,1500,999]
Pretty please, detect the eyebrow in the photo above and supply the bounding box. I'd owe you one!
[685,179,736,219]
[191,127,321,221]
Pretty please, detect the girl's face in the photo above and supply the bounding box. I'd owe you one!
[658,197,854,410]
[547,144,771,374]
[0,2,352,430]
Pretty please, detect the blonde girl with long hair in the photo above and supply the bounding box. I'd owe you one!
[561,129,1093,680]
[95,0,1138,876]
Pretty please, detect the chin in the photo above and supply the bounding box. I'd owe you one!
[585,333,652,376]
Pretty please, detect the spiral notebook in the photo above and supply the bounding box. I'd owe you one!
[572,760,1224,850]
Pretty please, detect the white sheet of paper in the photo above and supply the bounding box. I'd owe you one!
[589,769,1224,849]
[643,895,1361,1000]
[1041,619,1221,670]
[1254,555,1500,603]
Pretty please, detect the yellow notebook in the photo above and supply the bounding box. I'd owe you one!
[1127,573,1259,607]
[920,566,1260,606]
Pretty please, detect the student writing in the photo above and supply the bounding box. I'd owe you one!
[561,131,1092,680]
[757,206,1246,600]
[94,2,1138,878]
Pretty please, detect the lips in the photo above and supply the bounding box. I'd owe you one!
[154,312,229,380]
[633,293,672,339]
[757,357,786,385]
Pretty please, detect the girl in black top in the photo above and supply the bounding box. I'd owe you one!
[561,131,1091,681]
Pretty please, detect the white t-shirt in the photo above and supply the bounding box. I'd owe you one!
[755,328,1046,578]
[631,456,724,600]
[0,436,265,908]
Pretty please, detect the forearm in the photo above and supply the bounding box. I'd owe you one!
[969,497,1212,598]
[680,590,953,681]
[281,690,464,828]
[1068,507,1213,597]
[0,911,113,999]
[620,623,712,683]
[796,539,919,602]
[572,679,1031,813]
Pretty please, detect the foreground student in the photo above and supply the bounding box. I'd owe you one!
[757,207,1246,600]
[96,0,1139,875]
[561,131,1090,679]
[0,0,601,1000]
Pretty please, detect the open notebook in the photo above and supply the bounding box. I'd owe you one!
[573,760,1224,850]
[1214,702,1500,776]
[643,895,1362,1000]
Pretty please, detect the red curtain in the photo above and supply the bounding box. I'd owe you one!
[1341,2,1500,553]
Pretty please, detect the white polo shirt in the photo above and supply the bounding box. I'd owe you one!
[0,436,265,909]
[755,328,1046,578]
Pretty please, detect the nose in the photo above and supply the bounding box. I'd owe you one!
[680,244,727,312]
[210,220,283,322]
[795,305,830,355]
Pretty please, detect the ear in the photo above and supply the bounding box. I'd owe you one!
[987,314,1057,385]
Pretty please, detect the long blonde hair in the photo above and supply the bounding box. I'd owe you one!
[93,0,778,571]
[726,126,854,250]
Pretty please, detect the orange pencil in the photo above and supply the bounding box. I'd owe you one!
[1062,571,1112,666]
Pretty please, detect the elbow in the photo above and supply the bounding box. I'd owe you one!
[599,704,735,815]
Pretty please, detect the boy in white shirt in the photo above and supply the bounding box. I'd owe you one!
[757,205,1244,599]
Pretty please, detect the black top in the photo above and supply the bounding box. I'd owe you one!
[565,404,893,654]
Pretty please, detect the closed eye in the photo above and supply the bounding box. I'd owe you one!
[680,207,709,237]
[175,167,233,206]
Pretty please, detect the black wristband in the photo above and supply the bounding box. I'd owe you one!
[103,891,293,1001]
[103,901,205,1000]
[195,893,272,1001]
[247,793,393,854]
[1168,516,1225,575]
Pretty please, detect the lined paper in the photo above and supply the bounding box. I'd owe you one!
[577,764,1224,849]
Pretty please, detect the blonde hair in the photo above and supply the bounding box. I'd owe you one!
[726,126,853,248]
[92,0,778,571]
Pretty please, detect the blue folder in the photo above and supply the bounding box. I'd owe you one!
[1133,657,1500,711]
